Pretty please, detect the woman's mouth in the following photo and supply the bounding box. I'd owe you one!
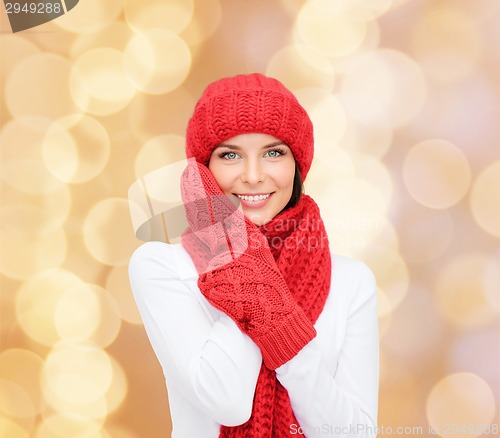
[235,192,273,208]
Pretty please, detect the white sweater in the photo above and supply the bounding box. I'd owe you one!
[128,241,379,438]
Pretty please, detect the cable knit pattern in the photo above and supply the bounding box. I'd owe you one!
[181,162,331,438]
[186,73,314,180]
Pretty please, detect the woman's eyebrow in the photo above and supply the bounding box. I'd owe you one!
[214,143,240,150]
[214,141,287,150]
[262,141,287,149]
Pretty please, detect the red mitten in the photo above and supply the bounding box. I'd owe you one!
[181,160,316,369]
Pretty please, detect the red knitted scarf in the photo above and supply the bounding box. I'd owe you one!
[180,161,331,436]
[216,194,332,437]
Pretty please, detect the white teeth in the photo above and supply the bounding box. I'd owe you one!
[237,193,270,202]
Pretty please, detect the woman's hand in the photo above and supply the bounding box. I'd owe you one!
[180,159,245,274]
[180,161,316,369]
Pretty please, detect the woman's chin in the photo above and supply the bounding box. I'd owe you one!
[243,211,268,226]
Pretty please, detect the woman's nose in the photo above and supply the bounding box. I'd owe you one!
[241,159,264,184]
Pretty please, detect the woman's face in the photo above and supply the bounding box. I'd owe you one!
[208,133,296,226]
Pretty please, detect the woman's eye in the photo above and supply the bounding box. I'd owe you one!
[266,149,285,158]
[220,151,238,160]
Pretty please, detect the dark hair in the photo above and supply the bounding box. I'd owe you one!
[282,163,303,212]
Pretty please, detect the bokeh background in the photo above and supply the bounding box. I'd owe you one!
[1,0,499,437]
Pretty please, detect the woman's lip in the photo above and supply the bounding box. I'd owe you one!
[235,192,271,196]
[235,192,273,208]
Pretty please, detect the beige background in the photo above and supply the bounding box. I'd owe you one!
[1,0,499,437]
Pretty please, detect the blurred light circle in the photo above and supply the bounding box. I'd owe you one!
[41,360,109,422]
[42,115,111,184]
[378,354,419,425]
[54,0,122,33]
[411,6,482,83]
[355,155,393,207]
[5,54,81,120]
[390,0,411,7]
[180,0,222,46]
[361,246,409,312]
[378,350,391,383]
[43,341,113,405]
[16,270,83,345]
[35,414,102,438]
[469,0,500,21]
[106,266,143,325]
[134,134,186,179]
[0,349,44,418]
[346,0,394,20]
[327,176,388,215]
[308,147,355,183]
[313,177,388,256]
[1,228,67,281]
[60,229,111,286]
[41,385,108,423]
[294,88,347,150]
[54,283,101,342]
[341,49,427,127]
[124,29,192,95]
[309,0,394,21]
[85,285,122,349]
[382,285,446,367]
[403,139,471,209]
[410,75,498,162]
[0,117,66,194]
[449,329,500,398]
[266,44,335,91]
[0,35,40,90]
[0,379,35,419]
[0,417,30,438]
[0,185,71,237]
[435,253,498,329]
[296,2,367,58]
[70,22,133,59]
[308,153,399,259]
[106,357,128,415]
[100,425,139,438]
[398,204,454,263]
[483,251,500,312]
[328,19,381,76]
[366,217,400,254]
[70,48,136,116]
[128,86,195,140]
[340,93,393,158]
[277,0,304,15]
[426,373,496,438]
[83,198,138,266]
[125,0,194,34]
[470,161,500,238]
[377,288,392,337]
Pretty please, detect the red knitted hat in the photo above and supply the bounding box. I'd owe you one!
[186,73,314,180]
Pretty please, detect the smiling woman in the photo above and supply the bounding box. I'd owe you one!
[128,73,379,438]
[208,133,296,225]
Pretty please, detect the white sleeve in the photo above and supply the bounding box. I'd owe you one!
[128,242,262,426]
[275,261,379,438]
